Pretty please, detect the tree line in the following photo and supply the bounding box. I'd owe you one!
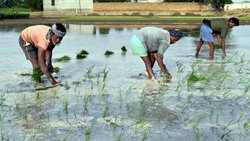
[0,0,43,11]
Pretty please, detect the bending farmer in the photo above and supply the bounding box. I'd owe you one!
[195,17,239,59]
[19,23,67,85]
[131,27,182,80]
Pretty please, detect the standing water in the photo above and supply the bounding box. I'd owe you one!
[0,24,250,140]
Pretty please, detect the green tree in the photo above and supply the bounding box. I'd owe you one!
[24,0,42,12]
[209,0,233,11]
[163,0,203,2]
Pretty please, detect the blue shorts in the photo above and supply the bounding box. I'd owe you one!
[131,35,148,57]
[199,24,213,42]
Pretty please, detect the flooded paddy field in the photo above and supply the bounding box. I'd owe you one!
[1,23,250,141]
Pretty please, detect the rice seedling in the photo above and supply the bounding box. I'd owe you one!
[176,61,185,74]
[237,111,245,123]
[117,85,123,101]
[76,49,89,59]
[54,55,70,62]
[121,113,126,121]
[85,122,94,141]
[1,132,4,140]
[140,86,147,98]
[181,105,189,114]
[15,101,20,114]
[64,100,69,111]
[57,110,60,119]
[216,109,219,123]
[125,85,133,98]
[195,128,206,140]
[133,120,151,134]
[121,46,127,52]
[65,80,69,90]
[83,94,89,114]
[24,112,28,123]
[96,72,101,84]
[104,50,114,55]
[62,131,72,141]
[116,132,124,141]
[0,93,6,106]
[164,116,180,130]
[103,103,109,118]
[156,96,173,108]
[30,125,40,141]
[86,65,95,78]
[184,116,189,122]
[66,118,72,130]
[192,113,206,129]
[90,80,95,89]
[221,129,233,139]
[113,115,119,129]
[35,91,41,99]
[141,128,148,141]
[159,106,167,121]
[103,69,109,82]
[46,110,50,123]
[223,118,237,130]
[244,118,250,128]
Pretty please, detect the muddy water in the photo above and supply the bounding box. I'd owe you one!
[0,24,250,140]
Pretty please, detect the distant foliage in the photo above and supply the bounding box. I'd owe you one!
[0,0,43,11]
[163,0,203,2]
[24,0,43,12]
[0,11,29,19]
[97,0,126,2]
[209,0,233,11]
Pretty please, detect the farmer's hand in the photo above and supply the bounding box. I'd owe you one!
[50,78,57,85]
[222,53,226,58]
[48,65,54,73]
[165,73,172,79]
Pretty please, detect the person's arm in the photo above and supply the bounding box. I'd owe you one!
[38,47,57,85]
[221,37,226,58]
[46,45,55,70]
[216,34,221,45]
[154,54,172,79]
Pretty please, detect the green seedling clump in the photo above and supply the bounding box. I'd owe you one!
[104,50,114,55]
[76,49,89,59]
[48,67,61,74]
[54,55,70,62]
[187,72,206,83]
[121,46,127,52]
[32,66,44,83]
[214,44,227,50]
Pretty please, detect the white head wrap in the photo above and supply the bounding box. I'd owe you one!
[50,23,67,37]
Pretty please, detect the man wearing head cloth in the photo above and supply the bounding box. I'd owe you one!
[131,27,182,80]
[19,23,67,85]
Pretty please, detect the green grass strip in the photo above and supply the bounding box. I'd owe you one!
[64,17,250,21]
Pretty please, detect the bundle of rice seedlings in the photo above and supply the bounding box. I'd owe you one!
[76,49,89,59]
[214,44,227,50]
[104,50,114,55]
[32,66,44,83]
[48,67,61,74]
[121,46,127,52]
[54,55,71,62]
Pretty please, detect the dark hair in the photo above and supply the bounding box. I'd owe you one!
[55,23,66,32]
[229,17,239,26]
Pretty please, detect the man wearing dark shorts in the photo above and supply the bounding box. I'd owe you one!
[19,23,67,85]
[195,17,239,59]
